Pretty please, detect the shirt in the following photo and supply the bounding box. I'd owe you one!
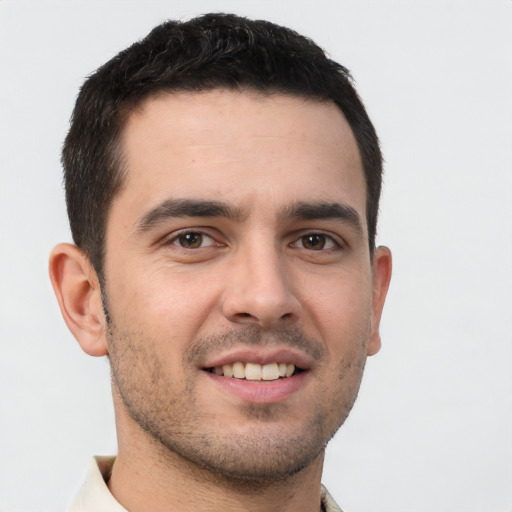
[67,456,343,512]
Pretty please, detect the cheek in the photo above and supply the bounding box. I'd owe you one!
[304,270,373,349]
[113,265,223,343]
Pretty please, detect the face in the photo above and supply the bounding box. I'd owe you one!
[102,90,388,482]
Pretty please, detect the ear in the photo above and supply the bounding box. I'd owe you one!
[367,246,392,356]
[49,243,108,356]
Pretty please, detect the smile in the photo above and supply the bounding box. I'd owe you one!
[207,362,299,381]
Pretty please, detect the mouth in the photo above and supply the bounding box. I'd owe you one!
[206,361,304,381]
[201,348,312,402]
[202,354,310,403]
[206,362,304,381]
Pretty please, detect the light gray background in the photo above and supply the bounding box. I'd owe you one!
[1,1,511,511]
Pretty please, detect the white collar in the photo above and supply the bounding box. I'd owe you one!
[67,456,343,512]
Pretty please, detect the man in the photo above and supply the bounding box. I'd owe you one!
[49,13,391,512]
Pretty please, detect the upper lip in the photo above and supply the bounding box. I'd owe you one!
[202,347,313,370]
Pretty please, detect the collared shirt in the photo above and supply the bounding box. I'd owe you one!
[68,456,343,512]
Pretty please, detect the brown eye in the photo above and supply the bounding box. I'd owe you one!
[301,234,326,250]
[173,232,209,248]
[291,233,338,251]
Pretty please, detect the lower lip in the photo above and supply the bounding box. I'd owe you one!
[204,371,308,404]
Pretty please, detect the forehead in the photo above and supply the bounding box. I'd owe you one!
[124,89,361,163]
[114,89,366,225]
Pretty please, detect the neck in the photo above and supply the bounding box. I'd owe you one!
[109,403,325,512]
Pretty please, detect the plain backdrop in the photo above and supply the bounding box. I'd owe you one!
[0,1,511,511]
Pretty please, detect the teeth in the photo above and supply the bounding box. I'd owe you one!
[211,362,296,381]
[261,363,280,380]
[222,364,234,378]
[245,363,262,380]
[232,362,245,379]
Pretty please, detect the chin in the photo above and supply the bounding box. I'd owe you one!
[146,407,340,485]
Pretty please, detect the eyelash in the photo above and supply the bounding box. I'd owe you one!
[290,232,341,251]
[167,230,219,249]
[166,229,341,252]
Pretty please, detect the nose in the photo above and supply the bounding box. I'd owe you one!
[220,244,301,329]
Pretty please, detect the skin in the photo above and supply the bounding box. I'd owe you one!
[50,90,392,512]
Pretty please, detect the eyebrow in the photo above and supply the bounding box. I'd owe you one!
[283,201,363,233]
[134,198,246,233]
[134,198,363,235]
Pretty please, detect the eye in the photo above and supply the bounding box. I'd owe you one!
[170,231,216,249]
[293,233,338,250]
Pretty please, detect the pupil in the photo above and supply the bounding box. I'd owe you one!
[181,233,202,248]
[304,234,325,250]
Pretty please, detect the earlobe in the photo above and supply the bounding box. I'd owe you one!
[49,243,108,357]
[367,246,392,356]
